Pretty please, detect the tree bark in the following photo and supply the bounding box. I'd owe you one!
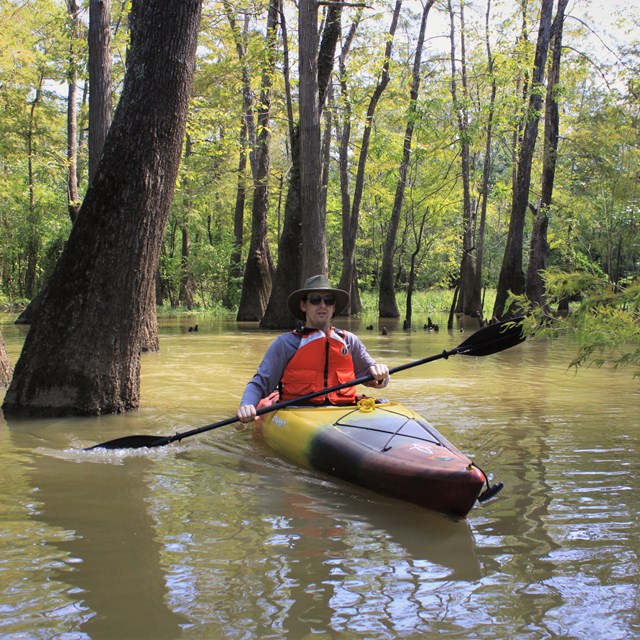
[3,0,202,417]
[493,0,554,320]
[88,0,113,187]
[526,0,569,311]
[299,0,325,277]
[260,3,341,328]
[236,0,279,321]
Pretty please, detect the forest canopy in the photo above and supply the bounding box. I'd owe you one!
[0,0,638,322]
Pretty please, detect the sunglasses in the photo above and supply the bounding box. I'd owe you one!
[306,294,336,306]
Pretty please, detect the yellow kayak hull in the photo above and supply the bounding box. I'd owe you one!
[256,399,485,518]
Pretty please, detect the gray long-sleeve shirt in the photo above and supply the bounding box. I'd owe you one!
[240,328,378,407]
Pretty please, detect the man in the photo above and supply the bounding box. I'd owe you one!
[237,274,390,423]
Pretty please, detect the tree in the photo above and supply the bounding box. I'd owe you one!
[378,0,434,323]
[493,0,554,319]
[472,0,499,321]
[177,135,196,310]
[299,0,325,277]
[3,0,203,416]
[372,0,405,318]
[517,272,640,376]
[335,7,363,314]
[334,0,404,317]
[88,0,113,187]
[66,0,82,223]
[448,0,480,319]
[340,0,402,317]
[260,2,341,329]
[223,5,253,306]
[24,71,44,301]
[404,204,438,328]
[526,0,569,312]
[1,0,639,317]
[236,0,279,321]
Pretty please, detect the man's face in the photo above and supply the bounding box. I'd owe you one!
[300,291,336,329]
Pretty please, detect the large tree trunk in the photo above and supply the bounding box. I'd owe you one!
[3,0,202,417]
[299,0,326,277]
[260,3,341,329]
[88,0,113,187]
[236,0,279,321]
[526,0,569,311]
[493,0,554,320]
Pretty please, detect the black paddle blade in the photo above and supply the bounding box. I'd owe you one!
[477,481,504,503]
[456,317,525,357]
[84,434,174,451]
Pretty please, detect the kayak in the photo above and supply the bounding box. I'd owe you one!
[255,397,486,518]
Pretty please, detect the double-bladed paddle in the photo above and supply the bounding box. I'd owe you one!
[85,316,525,451]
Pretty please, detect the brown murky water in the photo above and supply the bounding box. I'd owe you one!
[1,314,638,639]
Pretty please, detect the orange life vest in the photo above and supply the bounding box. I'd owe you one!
[280,328,357,405]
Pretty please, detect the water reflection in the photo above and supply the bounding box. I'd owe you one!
[147,441,484,639]
[4,425,188,639]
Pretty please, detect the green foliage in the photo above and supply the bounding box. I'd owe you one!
[358,287,455,317]
[0,0,638,347]
[516,271,640,376]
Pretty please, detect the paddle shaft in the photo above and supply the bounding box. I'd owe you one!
[142,343,475,447]
[87,317,524,450]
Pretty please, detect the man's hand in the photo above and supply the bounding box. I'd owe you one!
[237,404,257,423]
[365,364,390,388]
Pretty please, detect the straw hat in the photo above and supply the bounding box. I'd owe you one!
[287,274,350,321]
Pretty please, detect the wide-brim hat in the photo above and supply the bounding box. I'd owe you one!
[287,274,350,321]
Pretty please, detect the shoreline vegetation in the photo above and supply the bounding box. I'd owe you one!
[0,288,473,321]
